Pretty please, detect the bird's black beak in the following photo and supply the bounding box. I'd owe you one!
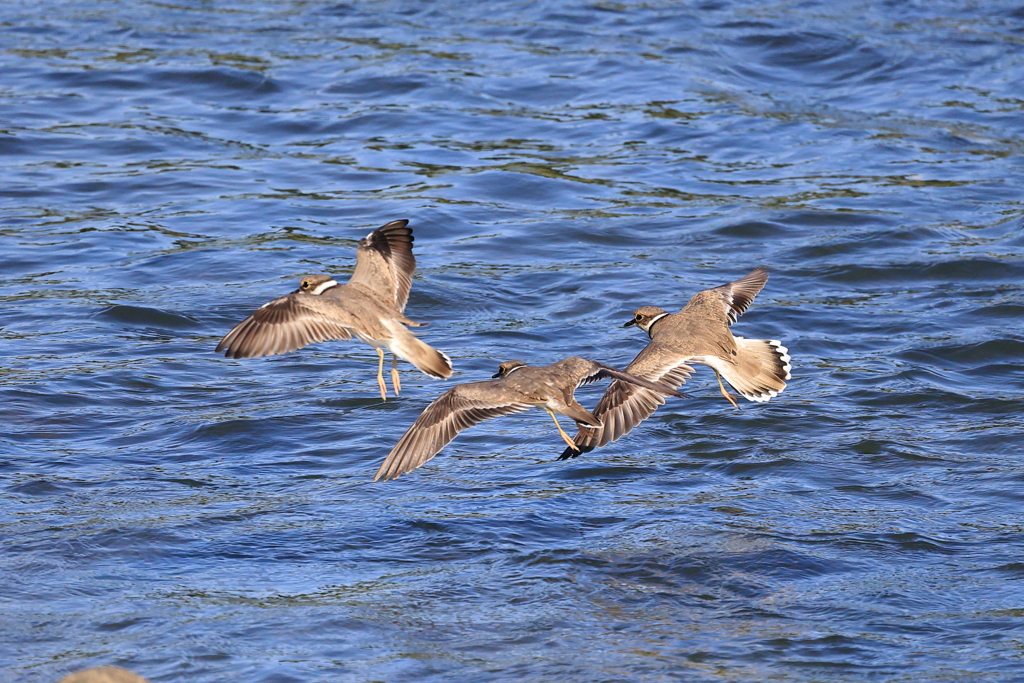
[623,319,636,327]
[491,371,502,378]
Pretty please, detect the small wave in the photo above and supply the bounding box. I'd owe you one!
[97,304,199,330]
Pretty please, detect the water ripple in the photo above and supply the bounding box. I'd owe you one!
[3,1,1024,682]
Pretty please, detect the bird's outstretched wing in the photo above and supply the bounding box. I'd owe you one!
[348,219,416,312]
[215,293,355,359]
[568,358,688,398]
[684,266,769,326]
[559,348,694,459]
[374,381,533,481]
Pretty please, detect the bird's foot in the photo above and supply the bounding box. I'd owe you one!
[557,444,582,461]
[714,370,741,410]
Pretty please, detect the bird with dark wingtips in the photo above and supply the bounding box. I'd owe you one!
[216,220,452,400]
[374,357,687,481]
[560,266,792,459]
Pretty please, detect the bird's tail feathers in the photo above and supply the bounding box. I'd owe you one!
[389,327,453,379]
[720,337,791,402]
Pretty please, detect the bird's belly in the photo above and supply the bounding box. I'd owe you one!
[536,398,564,413]
[352,329,391,349]
[691,354,734,373]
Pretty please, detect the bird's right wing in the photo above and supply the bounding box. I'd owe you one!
[560,345,694,459]
[578,362,687,399]
[374,382,533,481]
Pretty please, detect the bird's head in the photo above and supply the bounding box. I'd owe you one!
[297,274,338,295]
[493,360,528,378]
[623,306,669,333]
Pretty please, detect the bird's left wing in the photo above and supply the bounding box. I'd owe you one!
[348,219,416,312]
[685,266,770,325]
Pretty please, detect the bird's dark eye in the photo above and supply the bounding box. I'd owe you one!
[635,314,642,321]
[301,282,309,289]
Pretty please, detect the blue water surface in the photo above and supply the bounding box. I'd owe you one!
[2,1,1024,681]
